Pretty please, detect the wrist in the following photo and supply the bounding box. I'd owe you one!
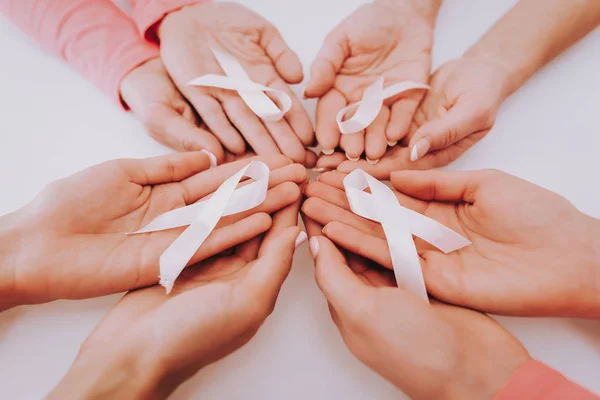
[376,0,442,25]
[579,215,600,319]
[0,211,27,311]
[49,342,165,400]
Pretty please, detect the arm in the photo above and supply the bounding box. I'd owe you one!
[128,0,210,43]
[0,0,159,107]
[495,360,600,399]
[466,0,600,95]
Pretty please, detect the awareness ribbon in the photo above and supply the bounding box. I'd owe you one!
[343,170,470,302]
[188,46,291,122]
[130,161,270,294]
[337,78,430,135]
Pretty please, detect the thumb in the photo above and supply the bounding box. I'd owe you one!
[242,226,303,307]
[304,29,348,98]
[311,236,370,314]
[263,26,304,84]
[146,105,225,164]
[408,100,494,162]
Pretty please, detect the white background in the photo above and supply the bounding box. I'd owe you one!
[1,0,600,398]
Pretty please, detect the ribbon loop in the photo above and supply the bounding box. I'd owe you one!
[130,161,270,294]
[343,170,470,302]
[188,46,291,122]
[336,78,430,135]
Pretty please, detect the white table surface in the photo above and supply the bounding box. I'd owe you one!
[1,0,600,398]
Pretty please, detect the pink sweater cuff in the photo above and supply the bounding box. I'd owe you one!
[494,360,599,400]
[131,0,210,43]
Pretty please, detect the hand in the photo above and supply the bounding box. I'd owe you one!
[49,202,305,399]
[302,169,600,318]
[120,57,224,162]
[158,2,313,163]
[305,232,529,400]
[321,56,513,179]
[1,153,306,308]
[305,0,439,163]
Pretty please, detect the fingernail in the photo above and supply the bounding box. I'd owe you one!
[410,139,430,162]
[295,231,308,249]
[366,157,379,165]
[312,167,327,172]
[387,141,398,147]
[346,153,360,162]
[201,149,218,168]
[321,148,334,155]
[309,237,320,258]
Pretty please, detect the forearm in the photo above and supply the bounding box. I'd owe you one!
[465,0,600,95]
[49,345,165,400]
[0,0,159,107]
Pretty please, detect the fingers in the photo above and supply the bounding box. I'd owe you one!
[316,89,346,153]
[179,154,292,204]
[386,94,423,144]
[304,149,318,168]
[262,27,304,84]
[390,169,489,203]
[305,29,348,98]
[218,181,301,227]
[188,94,247,155]
[365,107,390,163]
[221,94,281,157]
[269,80,314,147]
[303,180,350,210]
[315,151,346,171]
[311,236,372,315]
[262,118,306,164]
[323,221,392,269]
[302,197,383,238]
[133,212,272,289]
[142,104,225,162]
[340,130,365,161]
[242,204,303,311]
[121,152,212,186]
[408,99,493,161]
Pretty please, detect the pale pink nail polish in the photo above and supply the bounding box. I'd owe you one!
[321,148,334,155]
[309,237,320,258]
[410,139,430,162]
[295,231,308,249]
[201,149,218,168]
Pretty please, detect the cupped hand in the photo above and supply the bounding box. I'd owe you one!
[303,170,600,318]
[49,202,305,399]
[322,56,513,179]
[6,153,306,307]
[158,2,313,163]
[305,0,436,163]
[304,231,529,400]
[120,57,224,162]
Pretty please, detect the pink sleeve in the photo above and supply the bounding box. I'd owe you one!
[494,360,599,400]
[129,0,210,43]
[0,0,159,108]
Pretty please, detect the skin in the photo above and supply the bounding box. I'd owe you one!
[303,169,600,318]
[323,0,600,177]
[0,153,307,309]
[120,57,225,163]
[158,2,314,163]
[305,0,441,162]
[300,213,529,400]
[49,201,305,400]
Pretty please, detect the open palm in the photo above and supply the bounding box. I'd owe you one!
[11,153,305,305]
[306,0,434,162]
[159,2,313,163]
[303,169,600,318]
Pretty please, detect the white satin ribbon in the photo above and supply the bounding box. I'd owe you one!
[129,161,270,294]
[337,78,430,135]
[343,170,470,302]
[187,46,292,122]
